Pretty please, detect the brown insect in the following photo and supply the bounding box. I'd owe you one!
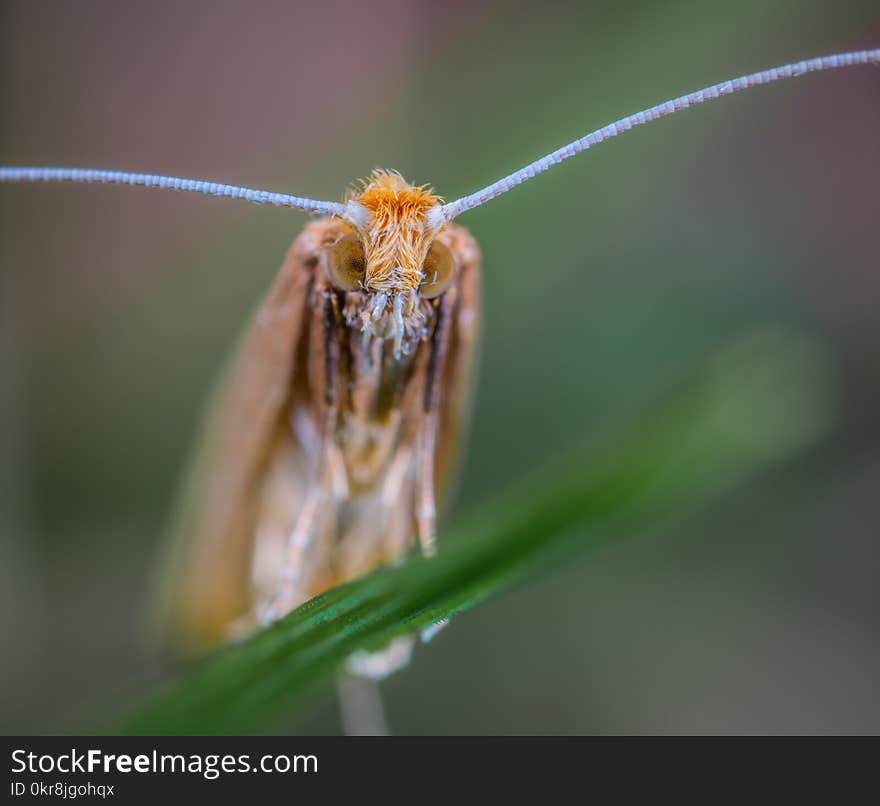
[1,48,877,680]
[168,172,480,670]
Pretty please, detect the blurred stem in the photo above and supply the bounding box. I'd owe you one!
[337,676,389,737]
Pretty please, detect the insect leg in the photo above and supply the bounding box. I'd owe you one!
[259,291,343,624]
[416,294,455,643]
[417,294,452,558]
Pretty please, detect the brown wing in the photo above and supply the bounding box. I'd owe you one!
[158,220,480,648]
[158,227,317,648]
[433,223,481,504]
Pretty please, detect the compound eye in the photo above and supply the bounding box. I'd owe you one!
[418,239,454,299]
[329,233,366,291]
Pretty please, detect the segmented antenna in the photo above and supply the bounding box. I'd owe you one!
[0,166,347,217]
[2,49,877,222]
[440,48,880,220]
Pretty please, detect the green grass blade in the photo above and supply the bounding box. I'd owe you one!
[116,328,833,734]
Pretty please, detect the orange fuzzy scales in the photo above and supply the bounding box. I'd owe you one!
[349,170,443,293]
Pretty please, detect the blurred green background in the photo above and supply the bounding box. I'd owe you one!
[1,0,878,734]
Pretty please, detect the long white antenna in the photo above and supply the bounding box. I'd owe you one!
[440,48,880,220]
[0,166,347,217]
[3,49,878,222]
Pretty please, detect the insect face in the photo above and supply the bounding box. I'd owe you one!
[326,170,455,355]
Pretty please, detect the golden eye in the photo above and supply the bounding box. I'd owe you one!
[329,233,366,291]
[418,239,454,299]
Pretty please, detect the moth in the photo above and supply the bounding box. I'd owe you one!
[166,170,482,672]
[2,48,877,678]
